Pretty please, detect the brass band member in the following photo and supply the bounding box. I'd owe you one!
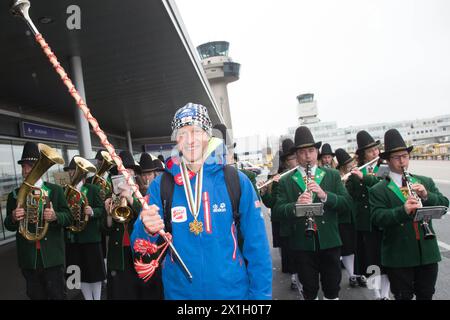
[137,153,165,196]
[87,149,115,261]
[5,142,72,300]
[273,127,352,300]
[335,149,358,288]
[346,130,390,299]
[370,129,449,300]
[64,156,106,300]
[104,151,163,299]
[318,143,337,169]
[258,139,299,290]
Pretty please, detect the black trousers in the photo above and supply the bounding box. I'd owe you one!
[385,263,438,300]
[280,237,296,274]
[355,230,384,276]
[22,265,66,300]
[107,246,164,300]
[293,246,342,300]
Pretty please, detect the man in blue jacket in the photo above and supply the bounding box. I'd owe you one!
[131,103,272,300]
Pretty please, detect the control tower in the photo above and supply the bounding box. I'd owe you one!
[297,93,319,125]
[197,41,240,131]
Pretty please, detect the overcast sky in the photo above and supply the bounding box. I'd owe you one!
[176,0,450,139]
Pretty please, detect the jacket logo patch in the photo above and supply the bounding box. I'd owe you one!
[171,206,187,223]
[212,203,227,213]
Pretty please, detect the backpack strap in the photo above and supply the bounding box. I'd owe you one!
[223,165,242,228]
[160,171,175,234]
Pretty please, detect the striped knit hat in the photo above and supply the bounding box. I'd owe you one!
[171,103,212,136]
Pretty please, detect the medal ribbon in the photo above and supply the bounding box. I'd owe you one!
[180,161,204,221]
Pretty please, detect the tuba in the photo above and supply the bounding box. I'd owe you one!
[92,151,115,200]
[66,157,97,232]
[17,144,65,241]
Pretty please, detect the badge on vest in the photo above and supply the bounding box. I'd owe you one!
[171,206,188,223]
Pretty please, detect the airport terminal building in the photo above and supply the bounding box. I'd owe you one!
[0,0,226,243]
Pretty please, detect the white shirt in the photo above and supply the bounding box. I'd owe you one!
[389,171,404,188]
[298,165,317,178]
[34,179,44,188]
[76,180,83,191]
[298,164,327,202]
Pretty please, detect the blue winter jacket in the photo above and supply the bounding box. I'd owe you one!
[131,139,272,300]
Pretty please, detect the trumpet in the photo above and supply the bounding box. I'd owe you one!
[304,163,315,238]
[92,151,115,200]
[341,156,380,181]
[66,157,97,232]
[17,144,65,241]
[402,167,435,240]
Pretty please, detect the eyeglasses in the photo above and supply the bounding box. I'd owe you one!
[390,154,410,161]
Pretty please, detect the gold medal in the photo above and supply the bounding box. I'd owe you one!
[189,220,203,235]
[180,161,204,236]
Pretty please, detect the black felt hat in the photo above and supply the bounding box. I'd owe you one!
[280,139,295,162]
[18,142,40,165]
[335,148,353,169]
[319,143,335,158]
[356,130,380,153]
[119,151,141,173]
[294,126,322,150]
[152,159,165,172]
[63,156,79,172]
[139,153,154,172]
[380,129,413,160]
[95,149,107,161]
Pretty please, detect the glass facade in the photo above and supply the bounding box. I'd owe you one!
[0,139,80,242]
[197,41,230,59]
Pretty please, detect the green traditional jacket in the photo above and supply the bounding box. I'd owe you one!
[370,174,449,268]
[65,183,105,244]
[273,167,352,251]
[5,182,72,269]
[261,181,279,210]
[346,165,382,231]
[103,196,142,271]
[240,169,259,196]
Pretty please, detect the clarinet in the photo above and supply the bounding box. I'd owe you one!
[402,167,435,240]
[305,163,315,238]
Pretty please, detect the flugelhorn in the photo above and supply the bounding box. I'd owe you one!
[402,167,435,240]
[92,151,115,200]
[110,194,132,224]
[17,144,65,241]
[66,157,97,232]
